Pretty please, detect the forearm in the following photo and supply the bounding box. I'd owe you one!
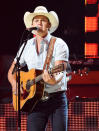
[55,60,67,70]
[8,61,16,86]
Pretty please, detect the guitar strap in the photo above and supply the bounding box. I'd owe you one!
[43,37,56,71]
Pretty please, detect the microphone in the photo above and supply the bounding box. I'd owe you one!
[26,27,39,32]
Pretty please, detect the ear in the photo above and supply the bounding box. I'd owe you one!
[47,22,51,29]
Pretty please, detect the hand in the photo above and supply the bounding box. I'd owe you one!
[42,70,59,85]
[11,79,23,95]
[43,70,52,82]
[11,79,17,94]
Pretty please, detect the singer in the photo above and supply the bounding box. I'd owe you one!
[8,6,69,131]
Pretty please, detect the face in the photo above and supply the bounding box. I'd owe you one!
[32,15,51,37]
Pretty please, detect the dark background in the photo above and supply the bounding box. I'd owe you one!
[0,0,85,58]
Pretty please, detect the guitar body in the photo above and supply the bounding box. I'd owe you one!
[13,69,44,112]
[12,64,64,112]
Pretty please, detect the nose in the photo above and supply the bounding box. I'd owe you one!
[38,20,42,25]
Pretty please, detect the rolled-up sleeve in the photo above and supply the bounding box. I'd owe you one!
[54,38,69,62]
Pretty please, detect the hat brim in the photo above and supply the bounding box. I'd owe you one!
[24,12,59,33]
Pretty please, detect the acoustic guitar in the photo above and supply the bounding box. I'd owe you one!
[12,64,64,112]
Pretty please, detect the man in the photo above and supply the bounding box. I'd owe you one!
[8,6,69,131]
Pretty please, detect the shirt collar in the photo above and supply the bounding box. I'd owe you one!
[43,32,52,44]
[33,32,52,45]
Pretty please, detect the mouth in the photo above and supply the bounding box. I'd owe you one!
[37,27,43,32]
[38,27,42,30]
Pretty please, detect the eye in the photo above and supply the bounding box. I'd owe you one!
[33,19,39,22]
[42,19,48,22]
[34,19,39,22]
[42,19,46,21]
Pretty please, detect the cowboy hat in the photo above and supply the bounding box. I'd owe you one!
[24,6,59,33]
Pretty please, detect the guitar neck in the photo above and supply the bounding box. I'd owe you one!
[29,64,64,88]
[35,74,43,83]
[35,64,64,82]
[30,74,43,87]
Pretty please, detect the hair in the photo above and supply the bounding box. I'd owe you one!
[32,15,51,26]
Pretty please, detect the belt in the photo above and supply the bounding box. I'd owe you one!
[41,91,65,101]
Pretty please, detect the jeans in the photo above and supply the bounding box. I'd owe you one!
[27,92,68,131]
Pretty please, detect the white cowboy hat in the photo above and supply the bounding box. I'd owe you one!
[24,6,59,33]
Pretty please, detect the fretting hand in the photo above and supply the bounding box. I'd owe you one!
[42,70,63,85]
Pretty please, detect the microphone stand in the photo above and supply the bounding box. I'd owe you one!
[15,34,31,131]
[13,28,35,130]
